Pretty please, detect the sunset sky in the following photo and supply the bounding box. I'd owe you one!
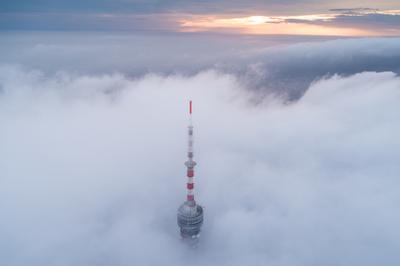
[1,0,400,36]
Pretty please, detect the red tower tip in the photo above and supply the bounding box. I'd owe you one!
[189,100,192,114]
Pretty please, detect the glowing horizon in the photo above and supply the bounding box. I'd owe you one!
[179,9,400,36]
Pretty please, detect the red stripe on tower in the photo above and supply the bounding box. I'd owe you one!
[187,169,194,177]
[189,100,192,114]
[187,195,194,201]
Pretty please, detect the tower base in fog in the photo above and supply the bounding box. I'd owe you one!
[177,201,204,242]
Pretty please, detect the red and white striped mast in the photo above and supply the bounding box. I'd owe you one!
[185,100,196,206]
[177,100,203,241]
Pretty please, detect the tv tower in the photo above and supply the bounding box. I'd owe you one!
[177,101,204,243]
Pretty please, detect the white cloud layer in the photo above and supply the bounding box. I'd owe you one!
[0,65,399,265]
[1,33,399,100]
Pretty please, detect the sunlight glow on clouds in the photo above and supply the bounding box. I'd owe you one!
[179,9,400,36]
[180,17,369,36]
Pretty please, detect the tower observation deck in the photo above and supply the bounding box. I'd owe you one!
[177,101,204,242]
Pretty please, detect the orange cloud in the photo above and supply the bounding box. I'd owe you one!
[179,10,400,36]
[180,17,367,36]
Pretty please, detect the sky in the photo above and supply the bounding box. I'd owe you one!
[1,0,400,265]
[1,0,400,36]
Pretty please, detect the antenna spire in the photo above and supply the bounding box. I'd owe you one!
[186,100,196,204]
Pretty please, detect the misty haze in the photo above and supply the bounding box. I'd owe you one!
[1,1,400,265]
